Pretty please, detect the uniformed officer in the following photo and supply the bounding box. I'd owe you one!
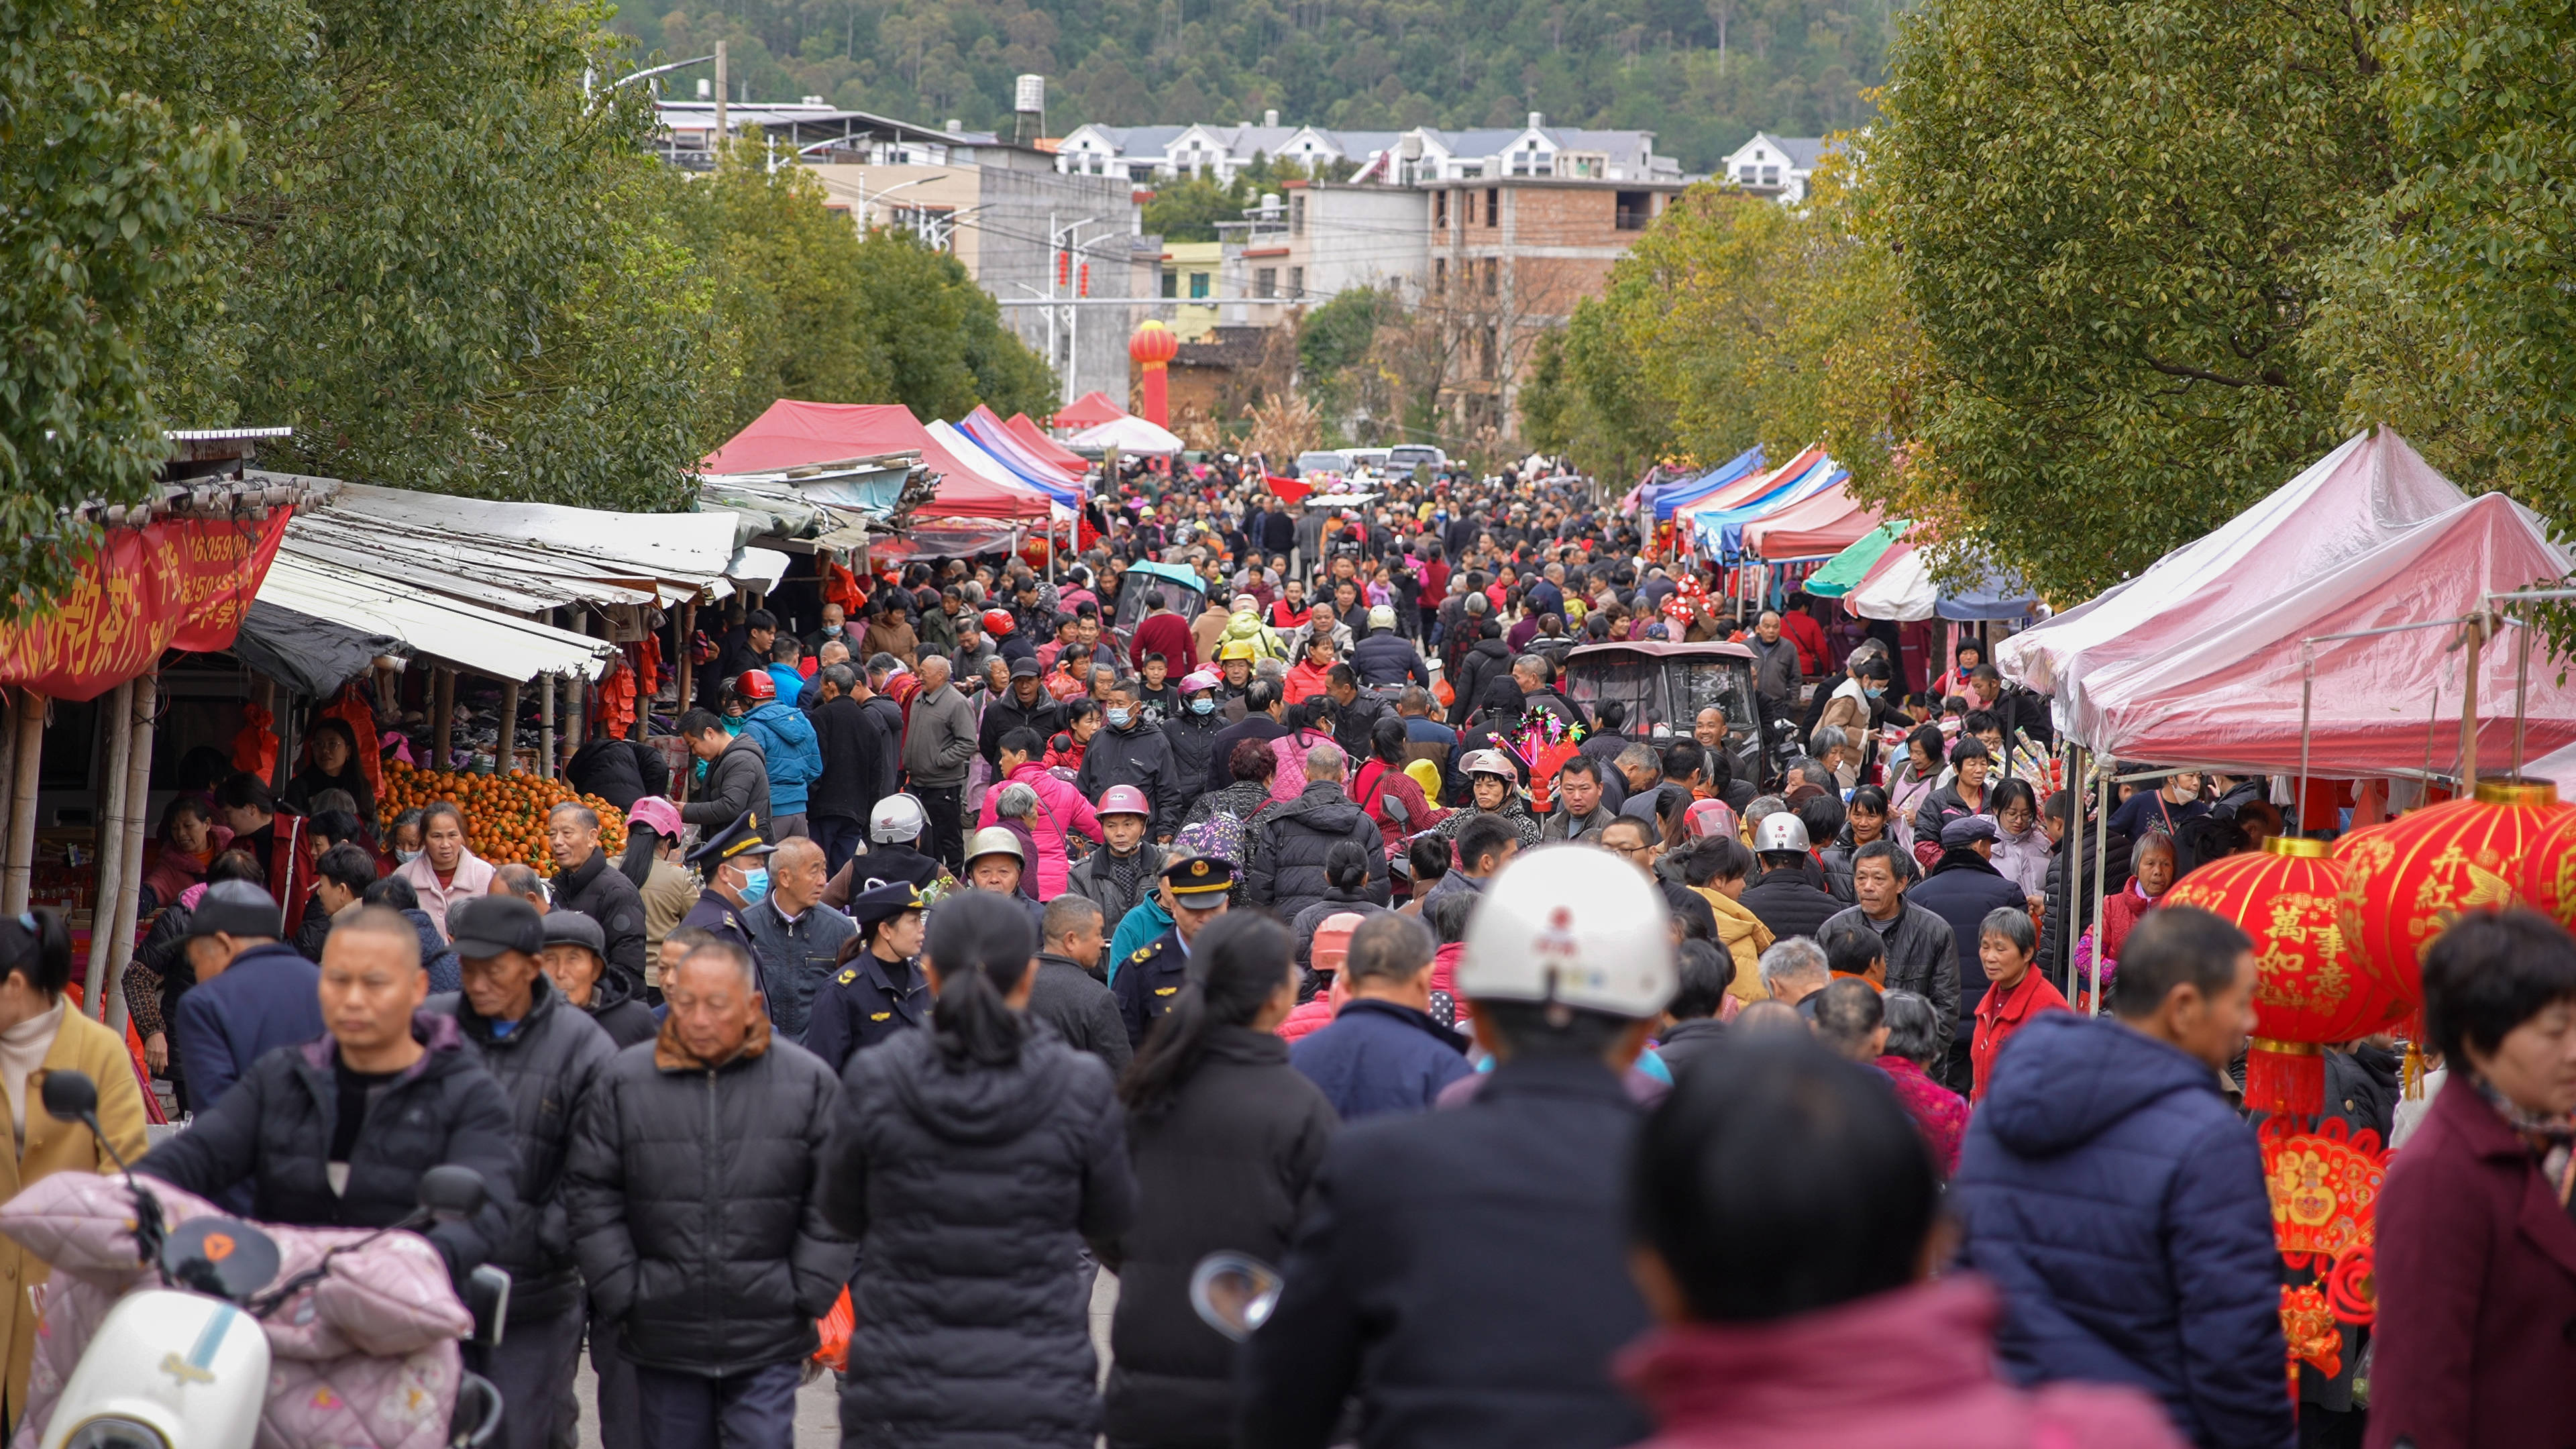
[678,811,772,969]
[804,880,929,1075]
[1113,853,1234,1047]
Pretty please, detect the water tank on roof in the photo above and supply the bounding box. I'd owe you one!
[1014,74,1045,114]
[1264,108,1279,127]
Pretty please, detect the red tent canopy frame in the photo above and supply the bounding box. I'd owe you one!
[1050,391,1128,429]
[703,400,1050,521]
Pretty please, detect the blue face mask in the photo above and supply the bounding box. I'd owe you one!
[1106,707,1132,729]
[1189,696,1215,715]
[737,868,770,905]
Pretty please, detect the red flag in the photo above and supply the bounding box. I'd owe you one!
[1267,474,1312,505]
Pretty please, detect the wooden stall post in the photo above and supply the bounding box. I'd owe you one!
[3,689,44,916]
[102,672,156,1033]
[540,672,557,780]
[675,601,696,722]
[498,680,521,774]
[568,614,590,755]
[80,680,134,1017]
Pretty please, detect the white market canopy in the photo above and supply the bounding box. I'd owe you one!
[1064,415,1187,456]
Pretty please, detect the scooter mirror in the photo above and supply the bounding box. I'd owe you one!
[1384,796,1411,825]
[40,1071,97,1124]
[1187,1252,1283,1343]
[418,1165,487,1222]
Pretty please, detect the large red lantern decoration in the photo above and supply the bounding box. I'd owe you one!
[1130,321,1179,429]
[2332,780,2572,1004]
[2162,837,2410,1116]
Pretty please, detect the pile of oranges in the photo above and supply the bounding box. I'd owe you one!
[380,761,629,872]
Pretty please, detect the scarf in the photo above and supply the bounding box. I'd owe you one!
[2473,1073,2576,1203]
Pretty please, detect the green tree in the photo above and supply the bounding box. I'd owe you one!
[1870,0,2387,600]
[678,140,1055,432]
[1,0,241,622]
[2309,0,2576,523]
[1142,174,1251,244]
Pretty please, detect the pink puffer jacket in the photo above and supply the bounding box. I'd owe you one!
[1,1173,471,1449]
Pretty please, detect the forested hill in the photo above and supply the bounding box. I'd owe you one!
[612,0,1895,172]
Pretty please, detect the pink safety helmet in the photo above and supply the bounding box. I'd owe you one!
[1097,784,1152,819]
[625,796,684,842]
[1684,797,1739,841]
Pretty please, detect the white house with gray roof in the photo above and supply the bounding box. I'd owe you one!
[1056,113,1677,187]
[1717,133,1835,203]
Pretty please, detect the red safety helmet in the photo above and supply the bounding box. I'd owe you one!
[1096,784,1152,820]
[981,607,1016,638]
[733,669,776,701]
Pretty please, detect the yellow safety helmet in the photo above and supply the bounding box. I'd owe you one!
[1220,639,1258,662]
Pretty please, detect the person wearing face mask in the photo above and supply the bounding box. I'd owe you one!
[1160,670,1226,812]
[2109,769,2209,845]
[1077,678,1182,841]
[676,812,774,979]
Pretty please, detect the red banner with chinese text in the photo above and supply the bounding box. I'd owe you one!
[0,512,292,702]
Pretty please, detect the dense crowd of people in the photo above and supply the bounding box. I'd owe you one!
[11,456,2569,1449]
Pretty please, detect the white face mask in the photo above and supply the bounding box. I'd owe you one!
[394,849,422,865]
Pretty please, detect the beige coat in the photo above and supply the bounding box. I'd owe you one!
[0,1009,149,1428]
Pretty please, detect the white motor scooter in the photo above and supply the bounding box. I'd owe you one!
[30,1070,508,1449]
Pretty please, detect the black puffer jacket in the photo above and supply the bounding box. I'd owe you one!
[1106,1028,1338,1448]
[2043,827,2133,978]
[1077,721,1183,837]
[578,965,659,1049]
[1247,782,1391,925]
[136,1012,518,1279]
[680,732,771,834]
[429,977,617,1320]
[1159,710,1224,816]
[979,686,1067,766]
[1739,866,1845,945]
[1446,638,1512,727]
[564,1032,853,1375]
[823,1028,1137,1448]
[551,849,648,996]
[1351,629,1430,688]
[1065,843,1167,951]
[566,738,669,812]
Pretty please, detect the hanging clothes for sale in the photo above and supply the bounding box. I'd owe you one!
[233,702,278,780]
[592,657,639,739]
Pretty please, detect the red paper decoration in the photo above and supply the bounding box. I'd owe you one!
[2334,780,2571,1004]
[2162,837,2410,1115]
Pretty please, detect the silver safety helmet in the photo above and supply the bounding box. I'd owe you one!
[870,792,928,844]
[1752,811,1811,855]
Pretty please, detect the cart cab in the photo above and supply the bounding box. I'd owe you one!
[1560,639,1763,782]
[1110,560,1211,657]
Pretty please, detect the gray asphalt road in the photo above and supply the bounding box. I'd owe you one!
[572,1270,1121,1446]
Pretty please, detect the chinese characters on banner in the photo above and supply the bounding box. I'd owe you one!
[0,511,292,702]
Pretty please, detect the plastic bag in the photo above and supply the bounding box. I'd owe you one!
[814,1287,854,1373]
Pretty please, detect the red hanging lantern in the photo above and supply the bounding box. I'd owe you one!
[2515,801,2576,928]
[2332,780,2571,1005]
[2162,837,2410,1116]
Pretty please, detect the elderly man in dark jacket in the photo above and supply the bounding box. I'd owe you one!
[1820,841,1961,1059]
[1445,626,1512,728]
[1738,818,1843,946]
[167,880,324,1110]
[807,663,897,877]
[1247,745,1390,924]
[678,709,771,835]
[429,895,618,1449]
[1287,914,1468,1120]
[737,837,855,1041]
[1029,896,1132,1072]
[1954,907,2289,1449]
[1907,816,2029,1093]
[547,800,649,996]
[564,937,853,1448]
[1350,607,1430,688]
[979,658,1066,766]
[138,906,519,1282]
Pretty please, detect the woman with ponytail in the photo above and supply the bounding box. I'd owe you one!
[823,890,1138,1448]
[1103,912,1338,1448]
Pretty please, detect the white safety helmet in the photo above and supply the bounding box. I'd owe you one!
[870,793,928,844]
[1753,812,1811,855]
[1457,846,1675,1019]
[1459,749,1519,782]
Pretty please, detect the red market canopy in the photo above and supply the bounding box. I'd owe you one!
[703,400,1050,521]
[1051,391,1129,429]
[2079,491,2576,777]
[1004,413,1090,477]
[1741,482,1880,559]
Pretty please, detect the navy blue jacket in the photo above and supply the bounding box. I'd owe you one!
[170,941,325,1109]
[1953,1011,2291,1449]
[1287,998,1471,1122]
[1240,1055,1652,1449]
[1906,852,2026,1031]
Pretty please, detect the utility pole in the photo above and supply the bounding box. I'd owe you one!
[714,41,728,147]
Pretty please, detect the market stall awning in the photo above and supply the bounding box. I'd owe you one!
[960,407,1086,502]
[1995,428,2465,719]
[1803,523,1906,598]
[1672,446,1824,524]
[278,477,738,608]
[1740,480,1880,559]
[2076,491,2576,776]
[1684,454,1845,555]
[1649,447,1765,521]
[1051,391,1130,429]
[705,400,1051,521]
[1845,541,2037,622]
[256,553,619,681]
[1006,413,1091,475]
[1065,414,1186,456]
[926,419,1077,519]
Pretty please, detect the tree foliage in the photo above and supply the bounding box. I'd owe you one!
[1540,165,1921,490]
[623,0,1896,172]
[1868,0,2387,599]
[675,141,1055,436]
[1,0,240,623]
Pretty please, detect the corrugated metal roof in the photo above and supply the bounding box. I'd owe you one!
[258,554,619,681]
